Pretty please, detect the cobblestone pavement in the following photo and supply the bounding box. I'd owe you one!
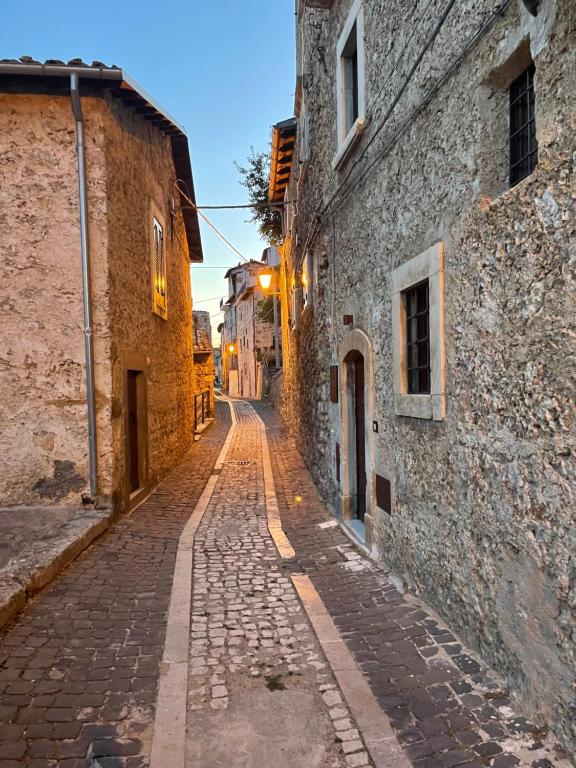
[186,401,374,767]
[0,403,230,768]
[254,402,574,768]
[1,398,573,768]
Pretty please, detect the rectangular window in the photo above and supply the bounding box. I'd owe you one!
[302,251,314,312]
[509,63,537,187]
[403,280,430,395]
[334,0,365,169]
[152,217,167,317]
[342,25,359,135]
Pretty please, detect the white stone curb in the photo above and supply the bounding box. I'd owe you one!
[291,573,411,768]
[252,408,296,559]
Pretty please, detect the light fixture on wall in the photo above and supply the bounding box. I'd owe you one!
[258,271,273,291]
[228,344,236,354]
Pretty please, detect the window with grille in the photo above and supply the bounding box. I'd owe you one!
[403,280,430,395]
[509,64,538,187]
[152,217,167,318]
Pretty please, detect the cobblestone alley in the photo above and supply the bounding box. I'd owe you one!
[0,399,572,767]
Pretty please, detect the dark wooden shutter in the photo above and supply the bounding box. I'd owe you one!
[376,475,391,514]
[330,365,339,403]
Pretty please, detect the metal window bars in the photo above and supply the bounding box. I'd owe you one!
[404,280,431,395]
[510,63,538,187]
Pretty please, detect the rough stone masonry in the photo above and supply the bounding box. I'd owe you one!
[277,0,576,754]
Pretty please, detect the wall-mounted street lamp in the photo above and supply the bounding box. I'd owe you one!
[258,271,273,291]
[228,343,236,354]
[257,269,281,369]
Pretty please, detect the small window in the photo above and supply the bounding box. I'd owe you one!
[509,63,537,187]
[334,0,366,168]
[342,25,359,136]
[391,243,445,420]
[403,281,430,395]
[152,217,167,318]
[302,251,314,312]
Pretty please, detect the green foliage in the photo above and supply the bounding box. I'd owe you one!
[257,296,274,323]
[235,148,282,244]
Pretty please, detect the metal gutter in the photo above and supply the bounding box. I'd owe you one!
[0,62,123,80]
[70,74,98,497]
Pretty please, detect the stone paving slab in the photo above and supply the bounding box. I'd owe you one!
[0,404,230,767]
[254,402,574,768]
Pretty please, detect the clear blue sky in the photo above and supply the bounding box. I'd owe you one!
[0,0,295,343]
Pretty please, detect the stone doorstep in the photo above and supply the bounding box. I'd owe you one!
[0,507,113,632]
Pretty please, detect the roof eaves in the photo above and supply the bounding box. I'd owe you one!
[0,57,203,263]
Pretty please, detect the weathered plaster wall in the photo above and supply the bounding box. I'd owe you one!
[0,92,113,507]
[287,0,576,750]
[102,94,196,509]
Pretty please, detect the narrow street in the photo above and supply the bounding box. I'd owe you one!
[0,400,570,768]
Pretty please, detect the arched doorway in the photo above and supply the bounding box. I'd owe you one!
[344,350,366,522]
[339,329,375,547]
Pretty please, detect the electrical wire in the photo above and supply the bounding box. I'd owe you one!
[193,295,226,303]
[307,0,511,252]
[321,0,458,223]
[369,0,437,116]
[296,0,443,268]
[175,180,249,263]
[194,202,293,210]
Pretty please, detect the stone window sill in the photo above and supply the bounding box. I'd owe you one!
[332,117,366,171]
[394,393,445,421]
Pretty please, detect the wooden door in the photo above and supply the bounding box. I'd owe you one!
[127,370,140,493]
[354,356,366,521]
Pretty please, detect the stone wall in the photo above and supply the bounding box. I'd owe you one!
[0,92,113,507]
[102,92,196,509]
[0,87,198,513]
[193,310,215,417]
[285,0,576,750]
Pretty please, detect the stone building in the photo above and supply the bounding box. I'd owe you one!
[192,310,215,434]
[273,0,575,751]
[0,58,203,514]
[219,260,276,399]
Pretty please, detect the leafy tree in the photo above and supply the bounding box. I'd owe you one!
[235,148,282,244]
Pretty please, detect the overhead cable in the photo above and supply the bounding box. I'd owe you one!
[175,180,249,263]
[309,0,511,249]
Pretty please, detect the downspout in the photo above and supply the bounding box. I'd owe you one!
[70,74,98,496]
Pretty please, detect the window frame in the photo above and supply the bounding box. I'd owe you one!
[391,243,445,420]
[151,212,167,319]
[333,0,366,170]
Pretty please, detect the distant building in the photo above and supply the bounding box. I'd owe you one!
[0,58,203,513]
[192,311,215,435]
[213,348,222,388]
[219,261,277,399]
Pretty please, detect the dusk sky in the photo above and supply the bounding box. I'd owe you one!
[0,0,295,343]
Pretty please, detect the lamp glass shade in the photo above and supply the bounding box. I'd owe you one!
[258,272,273,290]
